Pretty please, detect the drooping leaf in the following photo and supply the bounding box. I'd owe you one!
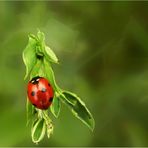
[50,94,61,118]
[31,118,46,144]
[61,91,95,131]
[23,35,37,79]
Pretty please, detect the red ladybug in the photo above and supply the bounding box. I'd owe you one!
[27,76,54,110]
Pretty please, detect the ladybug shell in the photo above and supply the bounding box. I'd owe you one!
[27,76,54,110]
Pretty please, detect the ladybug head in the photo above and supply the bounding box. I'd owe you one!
[30,76,41,84]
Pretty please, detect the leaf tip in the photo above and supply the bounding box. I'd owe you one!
[56,60,60,64]
[89,116,95,132]
[50,107,60,118]
[54,113,59,118]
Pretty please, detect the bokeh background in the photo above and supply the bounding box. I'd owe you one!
[0,1,148,146]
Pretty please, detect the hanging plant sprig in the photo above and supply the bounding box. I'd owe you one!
[22,31,95,144]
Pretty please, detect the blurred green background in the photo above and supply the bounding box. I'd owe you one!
[0,1,148,146]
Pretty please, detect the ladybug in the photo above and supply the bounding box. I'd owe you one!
[27,76,54,110]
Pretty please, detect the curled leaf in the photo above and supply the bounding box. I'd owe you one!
[31,118,46,144]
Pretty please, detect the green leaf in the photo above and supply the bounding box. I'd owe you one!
[23,35,37,79]
[61,91,95,131]
[37,30,45,44]
[37,31,45,52]
[30,60,45,79]
[50,94,61,118]
[26,98,36,126]
[43,59,59,91]
[31,118,46,144]
[30,60,42,78]
[44,46,59,64]
[37,31,58,63]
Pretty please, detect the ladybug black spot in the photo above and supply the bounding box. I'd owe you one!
[41,88,46,92]
[49,97,53,102]
[31,91,35,96]
[48,83,50,87]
